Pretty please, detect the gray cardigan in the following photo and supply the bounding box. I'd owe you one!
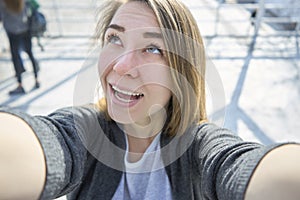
[0,105,283,200]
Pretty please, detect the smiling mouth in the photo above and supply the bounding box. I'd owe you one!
[111,85,144,103]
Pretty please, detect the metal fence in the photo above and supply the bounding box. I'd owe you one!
[214,0,300,56]
[1,0,299,56]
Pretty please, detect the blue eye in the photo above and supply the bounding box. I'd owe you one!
[146,45,163,55]
[107,34,122,45]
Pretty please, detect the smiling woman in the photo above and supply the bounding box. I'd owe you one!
[1,0,300,200]
[97,2,174,136]
[96,0,207,138]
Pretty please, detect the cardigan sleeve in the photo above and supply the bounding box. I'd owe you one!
[0,105,103,199]
[194,123,286,200]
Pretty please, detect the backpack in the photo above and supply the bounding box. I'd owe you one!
[28,9,47,38]
[26,0,47,51]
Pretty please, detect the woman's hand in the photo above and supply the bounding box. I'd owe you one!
[245,144,300,200]
[0,113,45,200]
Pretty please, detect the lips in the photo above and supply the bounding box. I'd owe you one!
[111,84,144,103]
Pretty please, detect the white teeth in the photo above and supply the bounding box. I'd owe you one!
[112,85,143,97]
[115,92,133,103]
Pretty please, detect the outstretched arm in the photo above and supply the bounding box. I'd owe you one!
[245,144,300,200]
[0,113,46,200]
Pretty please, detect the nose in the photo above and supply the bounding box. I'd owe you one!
[113,50,139,78]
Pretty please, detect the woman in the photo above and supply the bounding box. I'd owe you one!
[0,0,300,199]
[0,0,40,95]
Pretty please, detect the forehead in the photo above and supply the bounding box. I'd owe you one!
[110,1,160,30]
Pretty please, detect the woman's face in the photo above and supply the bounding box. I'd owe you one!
[99,1,173,126]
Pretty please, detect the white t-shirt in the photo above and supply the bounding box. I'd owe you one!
[112,133,172,200]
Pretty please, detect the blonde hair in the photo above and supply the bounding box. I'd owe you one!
[4,0,24,13]
[95,0,207,136]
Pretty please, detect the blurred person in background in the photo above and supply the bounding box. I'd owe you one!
[0,0,40,95]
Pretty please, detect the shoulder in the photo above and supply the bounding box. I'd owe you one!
[191,122,267,153]
[189,122,265,166]
[46,104,112,131]
[192,122,242,142]
[47,104,106,122]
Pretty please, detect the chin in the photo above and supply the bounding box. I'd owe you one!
[108,107,134,125]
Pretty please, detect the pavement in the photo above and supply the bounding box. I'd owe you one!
[0,0,299,199]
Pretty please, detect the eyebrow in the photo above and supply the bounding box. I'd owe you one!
[143,32,162,39]
[106,24,125,32]
[106,24,162,38]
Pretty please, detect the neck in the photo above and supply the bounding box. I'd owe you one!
[123,108,166,138]
[122,112,166,162]
[125,133,159,163]
[124,125,162,162]
[124,122,162,152]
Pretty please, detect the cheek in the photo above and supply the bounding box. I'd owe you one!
[146,85,172,115]
[139,64,173,91]
[98,48,114,78]
[98,47,120,89]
